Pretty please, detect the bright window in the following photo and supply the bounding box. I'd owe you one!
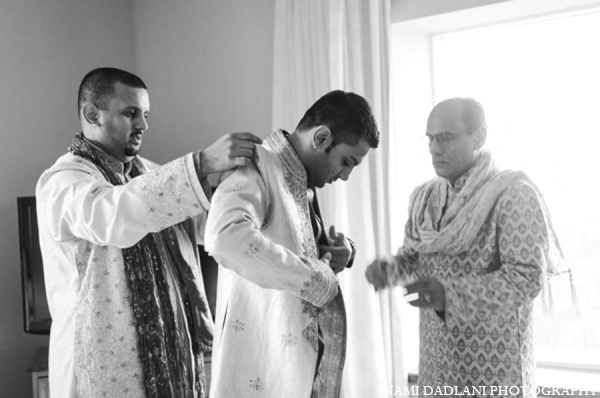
[431,9,600,372]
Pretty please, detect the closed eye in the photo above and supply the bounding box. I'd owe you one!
[427,132,456,143]
[439,133,454,142]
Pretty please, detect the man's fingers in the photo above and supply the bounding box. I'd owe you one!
[403,292,419,304]
[320,245,345,254]
[330,261,344,270]
[232,140,259,151]
[321,252,332,262]
[365,264,387,291]
[233,157,251,167]
[402,277,443,309]
[404,278,429,294]
[328,225,345,245]
[231,148,255,159]
[329,225,337,238]
[403,281,419,294]
[365,266,373,281]
[230,132,263,144]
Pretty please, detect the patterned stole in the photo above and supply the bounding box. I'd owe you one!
[405,149,575,317]
[69,133,203,398]
[406,150,565,271]
[308,187,347,398]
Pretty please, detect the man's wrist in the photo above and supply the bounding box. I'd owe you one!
[194,150,209,180]
[435,309,446,321]
[346,238,356,268]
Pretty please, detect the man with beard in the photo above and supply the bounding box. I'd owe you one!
[36,67,262,398]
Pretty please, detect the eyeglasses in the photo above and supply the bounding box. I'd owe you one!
[425,132,467,145]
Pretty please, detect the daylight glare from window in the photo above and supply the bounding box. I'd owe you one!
[432,10,600,369]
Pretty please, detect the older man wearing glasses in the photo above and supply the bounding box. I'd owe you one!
[366,98,566,398]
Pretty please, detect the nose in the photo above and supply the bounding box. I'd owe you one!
[135,115,148,132]
[339,167,352,182]
[429,138,443,155]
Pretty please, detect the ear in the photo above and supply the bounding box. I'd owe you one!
[473,126,487,150]
[81,103,101,126]
[312,126,333,151]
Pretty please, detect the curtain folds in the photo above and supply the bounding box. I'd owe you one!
[272,1,406,396]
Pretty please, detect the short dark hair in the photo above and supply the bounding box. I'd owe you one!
[295,90,380,150]
[77,67,147,117]
[461,98,487,133]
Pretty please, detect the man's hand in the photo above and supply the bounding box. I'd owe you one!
[365,259,391,291]
[403,277,445,312]
[320,251,332,265]
[318,226,351,274]
[200,132,263,178]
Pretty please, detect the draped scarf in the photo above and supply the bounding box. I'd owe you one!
[404,150,576,315]
[69,132,203,397]
[405,150,562,269]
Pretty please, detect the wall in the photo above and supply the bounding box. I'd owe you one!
[0,0,135,396]
[131,0,275,173]
[0,0,274,395]
[391,0,510,22]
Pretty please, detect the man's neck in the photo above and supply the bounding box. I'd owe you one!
[448,153,481,187]
[286,132,302,158]
[83,136,133,175]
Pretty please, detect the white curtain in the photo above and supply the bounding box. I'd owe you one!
[272,1,406,396]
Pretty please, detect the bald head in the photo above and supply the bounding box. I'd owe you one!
[426,98,487,184]
[428,98,486,134]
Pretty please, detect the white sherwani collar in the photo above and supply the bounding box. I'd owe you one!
[265,129,308,182]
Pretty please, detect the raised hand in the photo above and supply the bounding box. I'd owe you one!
[365,259,391,291]
[200,132,263,178]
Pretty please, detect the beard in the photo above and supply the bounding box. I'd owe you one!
[124,145,140,157]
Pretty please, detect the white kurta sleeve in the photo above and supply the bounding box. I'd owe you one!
[204,161,339,308]
[36,153,209,248]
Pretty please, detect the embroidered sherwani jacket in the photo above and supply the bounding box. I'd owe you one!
[36,150,213,398]
[204,130,344,398]
[391,170,546,398]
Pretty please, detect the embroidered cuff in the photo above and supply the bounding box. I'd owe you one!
[299,261,339,308]
[185,153,211,211]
